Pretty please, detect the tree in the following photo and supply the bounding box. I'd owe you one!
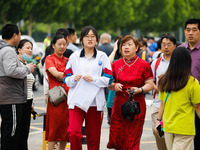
[0,0,36,24]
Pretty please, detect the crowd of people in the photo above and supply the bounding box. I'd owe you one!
[0,18,200,150]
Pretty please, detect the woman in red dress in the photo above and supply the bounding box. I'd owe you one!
[107,35,154,150]
[45,35,69,150]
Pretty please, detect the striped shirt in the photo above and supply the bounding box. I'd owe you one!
[27,73,35,99]
[20,61,35,100]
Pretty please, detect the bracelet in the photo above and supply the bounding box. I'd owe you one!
[157,118,162,121]
[113,83,117,90]
[140,87,144,94]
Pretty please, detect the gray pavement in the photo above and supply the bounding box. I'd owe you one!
[28,90,157,150]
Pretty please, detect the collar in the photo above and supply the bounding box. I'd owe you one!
[124,55,138,63]
[186,40,200,51]
[161,54,171,62]
[52,53,64,60]
[80,48,97,58]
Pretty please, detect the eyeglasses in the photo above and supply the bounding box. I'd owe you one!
[161,43,172,47]
[84,35,96,40]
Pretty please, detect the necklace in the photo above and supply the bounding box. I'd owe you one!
[123,57,138,67]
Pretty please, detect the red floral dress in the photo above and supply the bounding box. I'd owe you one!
[45,53,69,141]
[107,56,153,150]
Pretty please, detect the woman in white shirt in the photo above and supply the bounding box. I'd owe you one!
[63,26,113,150]
[17,39,35,150]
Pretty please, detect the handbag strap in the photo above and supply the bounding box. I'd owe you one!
[164,91,171,108]
[101,44,109,56]
[128,91,134,101]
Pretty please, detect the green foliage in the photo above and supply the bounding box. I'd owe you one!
[0,0,199,35]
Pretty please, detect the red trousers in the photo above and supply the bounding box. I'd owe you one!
[68,107,103,150]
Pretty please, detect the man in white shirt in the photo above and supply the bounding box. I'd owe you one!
[67,27,78,52]
[151,34,176,150]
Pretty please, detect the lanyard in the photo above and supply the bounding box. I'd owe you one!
[164,91,171,108]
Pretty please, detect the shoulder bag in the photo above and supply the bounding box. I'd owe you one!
[48,85,67,106]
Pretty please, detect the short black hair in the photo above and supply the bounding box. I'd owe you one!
[141,40,147,47]
[148,36,154,40]
[52,35,66,45]
[156,39,162,50]
[185,18,200,30]
[161,34,176,45]
[67,28,76,37]
[55,28,69,39]
[2,24,20,40]
[79,26,99,44]
[18,39,33,49]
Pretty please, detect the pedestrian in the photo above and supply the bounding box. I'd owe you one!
[156,47,200,150]
[63,26,113,150]
[97,33,113,56]
[147,36,157,62]
[107,35,154,149]
[67,27,78,52]
[42,28,73,105]
[0,23,35,150]
[137,40,150,63]
[44,34,51,51]
[17,39,35,150]
[152,39,162,61]
[151,34,176,150]
[45,35,70,150]
[179,18,200,150]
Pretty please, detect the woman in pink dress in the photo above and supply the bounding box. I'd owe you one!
[107,35,154,150]
[45,35,69,150]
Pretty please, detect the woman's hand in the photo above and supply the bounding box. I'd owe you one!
[155,121,161,135]
[27,62,36,73]
[109,40,118,64]
[128,87,142,95]
[154,85,159,93]
[114,83,123,92]
[113,40,118,52]
[74,74,82,81]
[83,75,93,82]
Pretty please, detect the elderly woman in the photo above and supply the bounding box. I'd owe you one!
[107,35,154,150]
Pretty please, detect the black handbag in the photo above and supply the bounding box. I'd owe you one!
[121,90,141,122]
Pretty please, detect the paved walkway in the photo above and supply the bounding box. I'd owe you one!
[28,99,157,150]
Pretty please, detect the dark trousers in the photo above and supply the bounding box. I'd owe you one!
[107,108,112,125]
[104,87,109,101]
[0,103,24,150]
[19,99,33,150]
[194,112,200,150]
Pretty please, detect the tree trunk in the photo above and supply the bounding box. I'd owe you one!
[2,13,8,24]
[117,27,121,36]
[28,14,33,37]
[64,21,68,28]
